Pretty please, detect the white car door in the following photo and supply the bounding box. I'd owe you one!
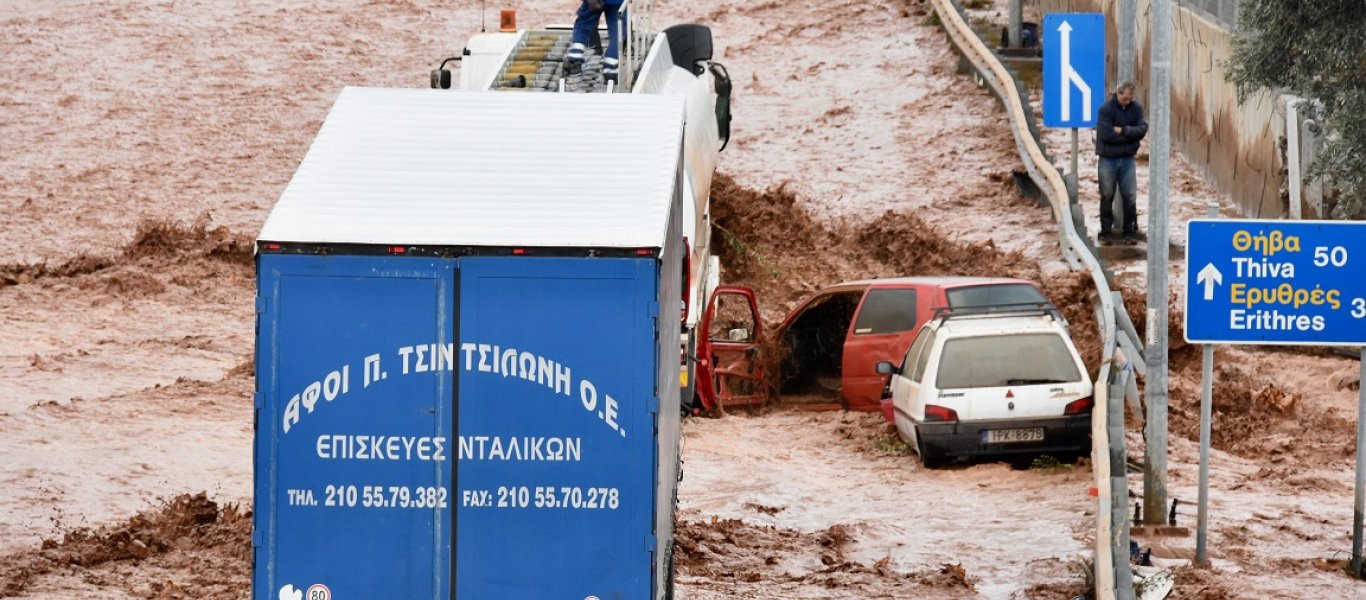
[906,327,938,417]
[891,325,935,440]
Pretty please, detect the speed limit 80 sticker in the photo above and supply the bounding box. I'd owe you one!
[277,584,329,600]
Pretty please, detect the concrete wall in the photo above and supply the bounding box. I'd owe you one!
[1039,0,1288,218]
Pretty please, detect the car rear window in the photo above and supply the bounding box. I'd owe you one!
[852,289,918,335]
[935,333,1082,389]
[945,284,1047,308]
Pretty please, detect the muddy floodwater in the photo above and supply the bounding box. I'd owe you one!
[1,1,1362,598]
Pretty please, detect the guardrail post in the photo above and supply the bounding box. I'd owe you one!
[1110,359,1136,600]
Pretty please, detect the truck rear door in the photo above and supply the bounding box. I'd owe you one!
[255,254,455,599]
[456,256,658,599]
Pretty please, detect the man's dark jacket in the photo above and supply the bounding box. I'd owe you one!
[1095,96,1148,158]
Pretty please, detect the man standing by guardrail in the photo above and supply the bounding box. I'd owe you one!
[1095,81,1149,245]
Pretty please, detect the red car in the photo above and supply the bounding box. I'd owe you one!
[774,277,1049,415]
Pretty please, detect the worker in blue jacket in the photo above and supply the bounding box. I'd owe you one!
[565,0,625,83]
[1095,81,1149,244]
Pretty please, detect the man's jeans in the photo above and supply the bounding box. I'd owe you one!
[1098,155,1137,235]
[571,2,621,62]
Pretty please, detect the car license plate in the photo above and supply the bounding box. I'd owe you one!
[984,428,1044,444]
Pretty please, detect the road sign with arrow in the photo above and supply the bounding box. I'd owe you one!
[1042,13,1105,128]
[1195,263,1222,301]
[1184,219,1366,345]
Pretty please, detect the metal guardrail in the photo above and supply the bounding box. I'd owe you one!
[926,0,1134,597]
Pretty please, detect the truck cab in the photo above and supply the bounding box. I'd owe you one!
[433,5,742,411]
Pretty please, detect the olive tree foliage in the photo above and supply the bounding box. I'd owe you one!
[1226,0,1366,216]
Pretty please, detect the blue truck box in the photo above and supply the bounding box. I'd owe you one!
[254,88,686,599]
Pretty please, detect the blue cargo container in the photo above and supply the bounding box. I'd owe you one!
[254,88,686,599]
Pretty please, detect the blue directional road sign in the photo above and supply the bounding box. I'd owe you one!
[1185,219,1366,345]
[1043,13,1106,128]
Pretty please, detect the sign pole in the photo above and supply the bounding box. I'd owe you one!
[1354,353,1366,575]
[1009,0,1022,48]
[1117,0,1135,84]
[1071,128,1079,201]
[1117,0,1135,234]
[1196,203,1217,566]
[1143,0,1173,528]
[1195,342,1212,563]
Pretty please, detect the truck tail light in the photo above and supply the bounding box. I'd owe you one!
[388,246,407,254]
[262,243,281,251]
[924,404,958,422]
[1064,396,1094,415]
[512,248,528,255]
[680,236,691,322]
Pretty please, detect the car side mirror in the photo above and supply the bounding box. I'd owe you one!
[875,361,895,375]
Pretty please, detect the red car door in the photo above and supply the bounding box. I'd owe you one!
[695,286,765,411]
[840,286,923,411]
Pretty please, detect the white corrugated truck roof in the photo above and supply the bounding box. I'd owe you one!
[258,87,686,247]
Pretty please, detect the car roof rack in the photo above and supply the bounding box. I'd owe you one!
[930,302,1064,323]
